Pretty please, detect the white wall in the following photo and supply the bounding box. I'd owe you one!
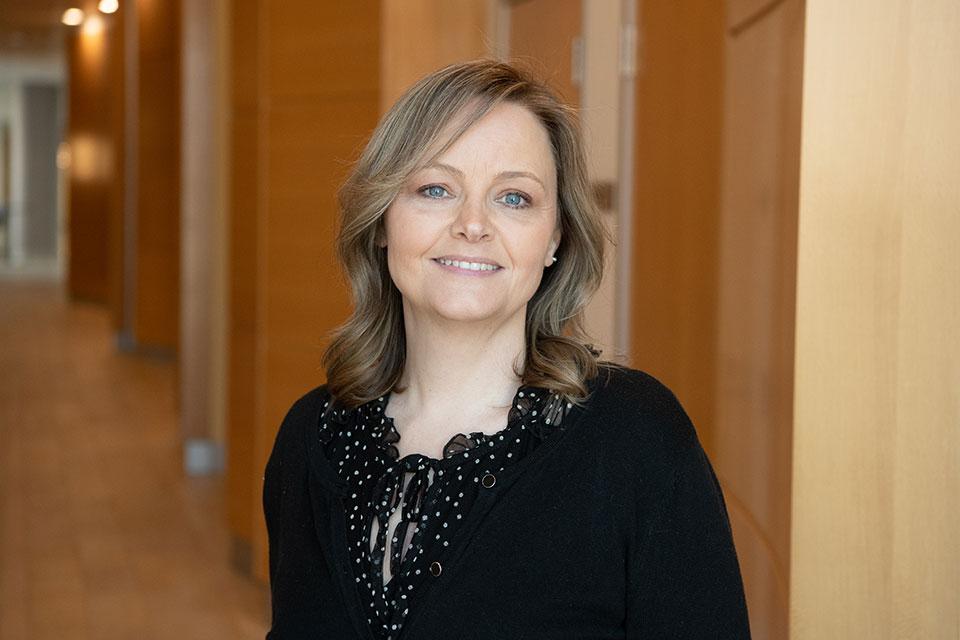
[0,55,65,270]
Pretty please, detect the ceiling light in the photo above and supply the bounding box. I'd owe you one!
[62,8,84,26]
[98,0,119,14]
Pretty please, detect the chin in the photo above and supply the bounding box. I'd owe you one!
[434,305,499,324]
[405,290,526,327]
[426,295,510,324]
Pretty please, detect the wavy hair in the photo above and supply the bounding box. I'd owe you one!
[323,59,609,408]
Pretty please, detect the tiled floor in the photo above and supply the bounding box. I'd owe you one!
[0,279,268,639]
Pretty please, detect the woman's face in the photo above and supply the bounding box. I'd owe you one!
[383,102,561,330]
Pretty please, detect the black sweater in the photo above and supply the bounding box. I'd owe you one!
[263,367,751,639]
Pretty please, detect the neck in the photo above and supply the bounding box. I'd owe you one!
[396,305,526,414]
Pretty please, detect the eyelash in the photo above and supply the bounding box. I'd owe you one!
[419,184,451,199]
[416,185,532,210]
[497,191,531,209]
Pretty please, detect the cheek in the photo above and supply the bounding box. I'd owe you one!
[382,206,399,247]
[383,214,429,292]
[382,213,404,282]
[386,226,425,262]
[384,250,414,301]
[512,230,553,291]
[384,210,411,257]
[522,219,559,265]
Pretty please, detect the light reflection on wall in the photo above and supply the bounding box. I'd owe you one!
[82,15,105,37]
[77,13,107,78]
[68,134,113,182]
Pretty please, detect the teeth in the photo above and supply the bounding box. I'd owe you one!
[437,258,499,271]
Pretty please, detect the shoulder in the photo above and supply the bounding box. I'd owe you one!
[583,365,699,452]
[271,385,332,455]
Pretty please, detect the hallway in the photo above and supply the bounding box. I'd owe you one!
[0,279,268,639]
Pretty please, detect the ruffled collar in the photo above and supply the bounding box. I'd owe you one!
[323,385,570,464]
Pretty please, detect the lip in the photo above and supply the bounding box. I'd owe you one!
[432,255,503,274]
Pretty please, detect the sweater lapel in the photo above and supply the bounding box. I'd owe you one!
[305,416,377,640]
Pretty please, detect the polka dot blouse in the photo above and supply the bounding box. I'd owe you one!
[319,387,572,640]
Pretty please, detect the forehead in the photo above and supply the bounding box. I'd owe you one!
[421,103,556,180]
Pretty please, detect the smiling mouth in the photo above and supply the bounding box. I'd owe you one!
[433,258,502,272]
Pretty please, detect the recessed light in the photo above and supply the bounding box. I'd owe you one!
[62,8,84,26]
[99,0,119,14]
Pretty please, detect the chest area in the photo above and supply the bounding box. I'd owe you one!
[317,432,631,637]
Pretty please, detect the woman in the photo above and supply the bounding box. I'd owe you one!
[264,60,750,639]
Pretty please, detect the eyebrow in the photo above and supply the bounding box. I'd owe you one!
[427,163,546,189]
[496,170,546,189]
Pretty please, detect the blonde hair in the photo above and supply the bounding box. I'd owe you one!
[323,59,609,408]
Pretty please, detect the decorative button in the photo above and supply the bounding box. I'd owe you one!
[429,561,442,577]
[481,473,496,488]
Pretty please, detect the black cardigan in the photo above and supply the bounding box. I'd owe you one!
[263,367,751,639]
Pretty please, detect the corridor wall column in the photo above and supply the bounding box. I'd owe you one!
[180,0,229,475]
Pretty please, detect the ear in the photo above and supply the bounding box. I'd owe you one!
[544,227,561,267]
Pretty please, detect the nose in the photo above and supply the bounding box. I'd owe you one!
[450,198,492,242]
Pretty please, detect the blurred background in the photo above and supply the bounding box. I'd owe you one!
[0,1,956,638]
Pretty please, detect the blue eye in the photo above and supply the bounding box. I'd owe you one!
[500,192,529,208]
[423,185,448,198]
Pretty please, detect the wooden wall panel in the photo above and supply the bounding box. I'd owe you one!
[224,0,381,580]
[507,0,581,106]
[108,19,126,332]
[133,0,180,349]
[629,1,725,453]
[727,0,777,32]
[66,0,179,345]
[66,8,124,307]
[715,2,804,638]
[791,1,960,637]
[230,0,260,110]
[380,0,488,111]
[253,1,380,580]
[225,0,260,551]
[268,3,380,101]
